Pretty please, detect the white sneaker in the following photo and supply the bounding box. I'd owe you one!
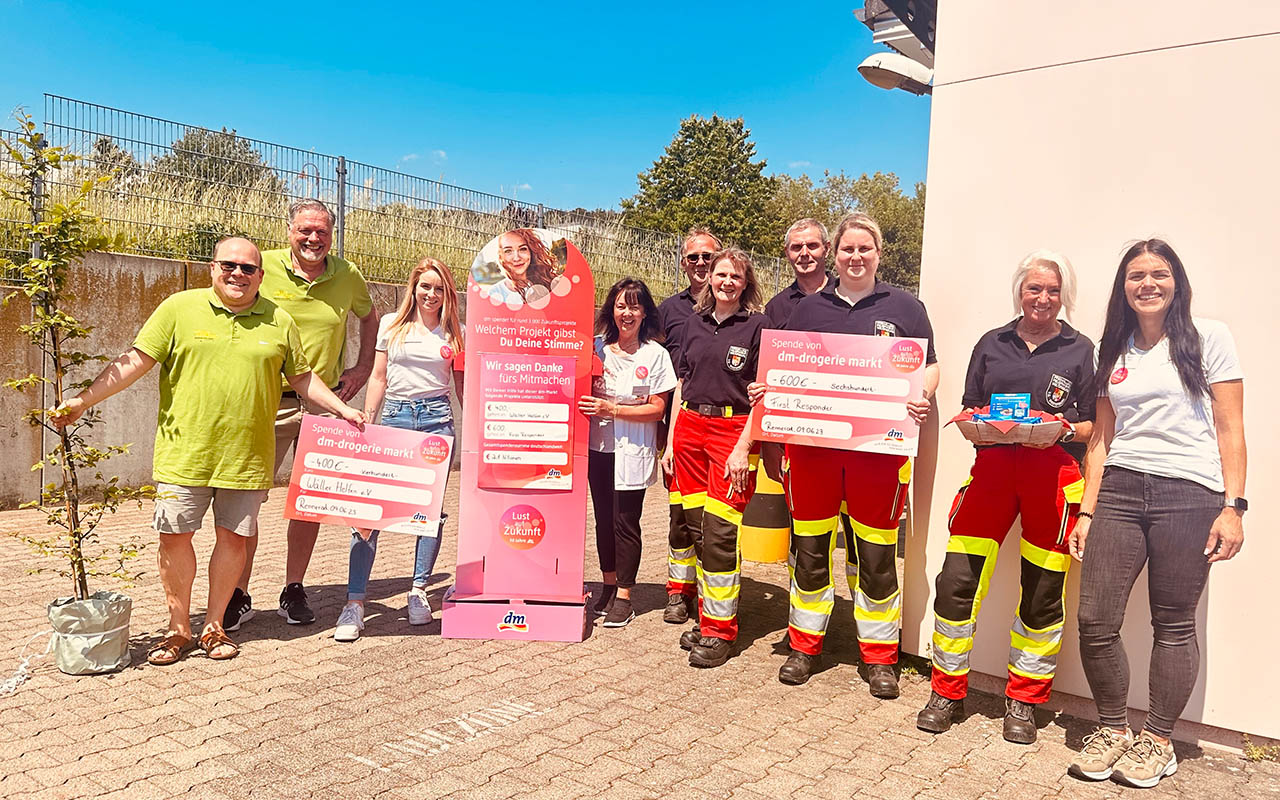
[334,601,364,642]
[408,587,433,625]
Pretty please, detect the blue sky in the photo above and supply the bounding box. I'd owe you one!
[0,1,931,211]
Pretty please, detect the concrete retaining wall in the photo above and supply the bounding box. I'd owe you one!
[0,252,413,508]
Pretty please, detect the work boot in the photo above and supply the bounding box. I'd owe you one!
[679,624,701,651]
[688,636,732,668]
[916,691,965,733]
[663,593,690,624]
[778,650,817,685]
[1003,697,1038,744]
[866,663,900,698]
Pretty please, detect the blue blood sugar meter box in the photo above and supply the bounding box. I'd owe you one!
[973,393,1039,423]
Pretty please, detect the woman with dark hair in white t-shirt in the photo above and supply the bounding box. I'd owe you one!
[1067,239,1247,789]
[333,257,464,642]
[578,278,676,628]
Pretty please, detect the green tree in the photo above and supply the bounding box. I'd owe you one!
[1,113,151,599]
[767,170,926,291]
[621,115,777,253]
[90,136,141,181]
[820,171,926,291]
[151,127,285,192]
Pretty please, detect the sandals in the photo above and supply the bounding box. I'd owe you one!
[147,633,195,666]
[198,625,240,661]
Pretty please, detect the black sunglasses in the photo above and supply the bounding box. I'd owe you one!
[215,260,261,276]
[684,252,715,264]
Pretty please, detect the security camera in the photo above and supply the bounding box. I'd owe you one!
[858,52,933,96]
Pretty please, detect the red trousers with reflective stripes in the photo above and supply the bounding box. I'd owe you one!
[672,409,755,641]
[664,467,696,597]
[784,445,908,663]
[931,444,1080,704]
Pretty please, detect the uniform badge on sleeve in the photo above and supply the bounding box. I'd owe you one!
[725,345,749,372]
[874,320,897,337]
[1046,374,1072,409]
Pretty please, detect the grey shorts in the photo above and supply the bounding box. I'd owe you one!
[153,483,268,537]
[274,393,339,476]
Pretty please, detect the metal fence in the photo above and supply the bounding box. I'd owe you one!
[22,95,789,298]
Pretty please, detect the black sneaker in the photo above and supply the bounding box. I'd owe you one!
[593,585,617,616]
[277,582,315,625]
[223,588,254,632]
[602,597,634,628]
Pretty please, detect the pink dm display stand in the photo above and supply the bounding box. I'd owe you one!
[441,229,596,642]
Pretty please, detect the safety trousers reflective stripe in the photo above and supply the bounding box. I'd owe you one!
[668,544,696,585]
[789,515,838,636]
[854,589,900,644]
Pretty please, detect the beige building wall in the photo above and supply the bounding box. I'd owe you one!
[905,2,1280,739]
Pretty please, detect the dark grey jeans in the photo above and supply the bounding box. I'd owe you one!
[1076,466,1222,738]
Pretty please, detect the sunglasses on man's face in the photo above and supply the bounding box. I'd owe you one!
[214,260,261,276]
[684,252,715,264]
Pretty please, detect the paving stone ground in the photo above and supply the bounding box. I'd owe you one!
[1,482,1276,799]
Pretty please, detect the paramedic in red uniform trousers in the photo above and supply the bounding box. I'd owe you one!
[660,247,768,668]
[752,212,938,697]
[657,228,723,625]
[917,250,1096,744]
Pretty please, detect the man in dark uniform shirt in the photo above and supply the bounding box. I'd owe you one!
[746,218,839,595]
[658,227,722,624]
[764,218,836,328]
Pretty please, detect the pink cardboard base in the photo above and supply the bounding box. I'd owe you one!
[440,585,591,642]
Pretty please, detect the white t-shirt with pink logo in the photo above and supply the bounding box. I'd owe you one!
[1102,317,1242,492]
[375,314,456,401]
[589,338,677,490]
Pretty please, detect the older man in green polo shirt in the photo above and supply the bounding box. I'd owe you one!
[233,199,379,628]
[54,237,365,666]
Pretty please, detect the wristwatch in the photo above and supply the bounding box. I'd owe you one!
[1059,422,1076,443]
[1225,497,1248,513]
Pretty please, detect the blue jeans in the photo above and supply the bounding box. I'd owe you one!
[347,396,454,601]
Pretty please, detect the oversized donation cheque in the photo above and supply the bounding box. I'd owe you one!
[284,414,454,536]
[750,330,928,457]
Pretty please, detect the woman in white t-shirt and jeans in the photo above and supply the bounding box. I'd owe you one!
[1067,240,1246,789]
[579,278,676,628]
[334,257,464,641]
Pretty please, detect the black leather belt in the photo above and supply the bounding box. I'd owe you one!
[682,401,747,418]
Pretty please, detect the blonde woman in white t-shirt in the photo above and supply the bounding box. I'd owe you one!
[334,258,464,642]
[578,278,676,628]
[1067,239,1246,789]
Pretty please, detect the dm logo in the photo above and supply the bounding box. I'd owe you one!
[546,468,563,479]
[412,512,429,522]
[497,611,528,632]
[884,428,905,441]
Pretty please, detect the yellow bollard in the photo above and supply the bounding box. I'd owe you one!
[741,464,790,563]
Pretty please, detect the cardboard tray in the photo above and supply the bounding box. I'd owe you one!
[948,407,1068,447]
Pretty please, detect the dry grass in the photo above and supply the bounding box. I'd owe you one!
[13,163,789,301]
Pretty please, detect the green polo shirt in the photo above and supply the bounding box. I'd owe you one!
[258,249,373,389]
[133,289,311,490]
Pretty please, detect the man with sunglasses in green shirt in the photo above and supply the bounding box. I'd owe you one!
[54,238,364,666]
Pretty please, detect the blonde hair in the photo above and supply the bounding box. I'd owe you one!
[693,247,764,315]
[1012,249,1077,320]
[386,258,464,354]
[832,212,883,252]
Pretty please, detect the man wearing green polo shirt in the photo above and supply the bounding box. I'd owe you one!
[233,198,379,628]
[54,237,364,665]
